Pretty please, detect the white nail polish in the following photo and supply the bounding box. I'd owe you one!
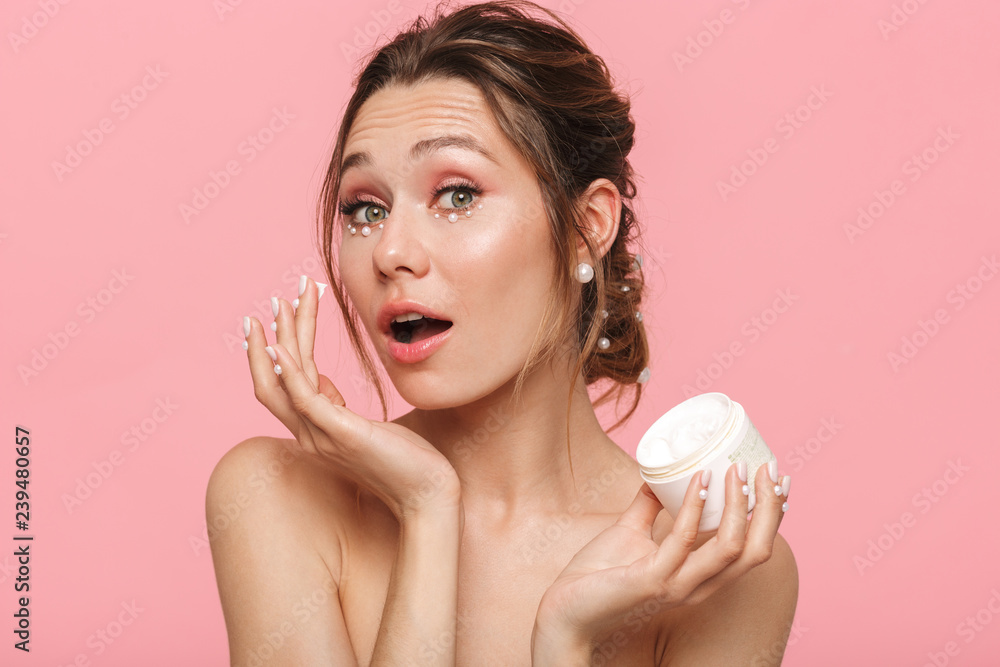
[265,346,277,362]
[742,484,749,496]
[299,275,307,296]
[292,298,299,308]
[243,316,250,337]
[271,297,280,318]
[316,282,328,299]
[748,496,756,512]
[768,460,779,484]
[273,364,282,375]
[271,321,277,331]
[242,340,248,351]
[781,475,791,497]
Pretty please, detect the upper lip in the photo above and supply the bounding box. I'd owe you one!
[376,300,453,335]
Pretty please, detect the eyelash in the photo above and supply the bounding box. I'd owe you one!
[338,178,483,222]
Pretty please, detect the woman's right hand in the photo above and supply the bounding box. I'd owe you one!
[243,275,460,519]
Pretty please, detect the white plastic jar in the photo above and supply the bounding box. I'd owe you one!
[635,392,775,532]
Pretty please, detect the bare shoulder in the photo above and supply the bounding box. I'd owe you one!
[658,532,799,666]
[206,436,361,665]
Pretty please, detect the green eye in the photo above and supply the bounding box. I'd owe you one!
[435,188,476,210]
[357,205,386,223]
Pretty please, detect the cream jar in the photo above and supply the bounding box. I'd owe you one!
[635,392,775,532]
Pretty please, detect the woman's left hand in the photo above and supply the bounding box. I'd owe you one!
[531,461,790,663]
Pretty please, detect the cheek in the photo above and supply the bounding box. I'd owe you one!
[337,246,375,323]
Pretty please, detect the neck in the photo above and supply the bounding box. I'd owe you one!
[397,362,635,520]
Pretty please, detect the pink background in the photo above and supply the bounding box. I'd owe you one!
[3,0,998,664]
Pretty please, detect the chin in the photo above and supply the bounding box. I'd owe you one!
[386,366,508,412]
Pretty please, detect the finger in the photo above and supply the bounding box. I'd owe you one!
[682,463,789,602]
[675,463,750,583]
[614,484,663,537]
[294,275,321,388]
[268,343,364,450]
[653,470,710,574]
[318,374,347,407]
[272,296,305,380]
[742,462,788,560]
[244,316,297,426]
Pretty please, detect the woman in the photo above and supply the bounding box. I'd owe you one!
[207,1,798,664]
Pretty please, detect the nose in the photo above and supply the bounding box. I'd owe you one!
[371,205,431,281]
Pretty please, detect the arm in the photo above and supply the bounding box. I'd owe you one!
[208,437,463,666]
[531,461,795,666]
[225,277,462,665]
[371,503,462,665]
[207,437,357,666]
[657,534,798,666]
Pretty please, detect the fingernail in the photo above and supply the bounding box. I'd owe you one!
[299,275,308,296]
[700,469,711,487]
[768,460,779,484]
[742,484,749,496]
[243,316,251,337]
[274,364,282,375]
[737,461,747,482]
[748,496,756,512]
[292,298,299,308]
[271,296,280,318]
[265,346,277,362]
[782,501,789,512]
[316,281,328,299]
[781,475,791,497]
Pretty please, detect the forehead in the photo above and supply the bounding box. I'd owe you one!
[343,77,508,160]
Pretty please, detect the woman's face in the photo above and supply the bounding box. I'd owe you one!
[337,76,559,409]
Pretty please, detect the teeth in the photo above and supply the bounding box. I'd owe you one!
[392,312,426,323]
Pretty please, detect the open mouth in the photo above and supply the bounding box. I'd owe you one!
[389,313,453,344]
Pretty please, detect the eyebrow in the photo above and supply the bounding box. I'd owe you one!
[340,134,499,173]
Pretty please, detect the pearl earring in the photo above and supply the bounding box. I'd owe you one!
[574,262,594,283]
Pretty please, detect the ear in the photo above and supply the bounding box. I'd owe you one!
[574,178,621,265]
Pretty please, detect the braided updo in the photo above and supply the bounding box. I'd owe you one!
[319,0,649,426]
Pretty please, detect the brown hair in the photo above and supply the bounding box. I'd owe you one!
[317,0,648,429]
